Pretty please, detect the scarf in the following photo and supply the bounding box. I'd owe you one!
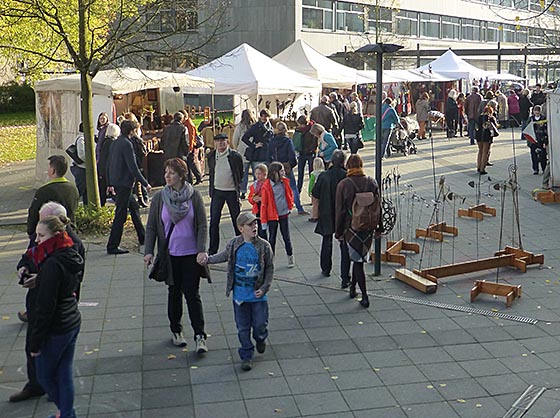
[162,181,194,224]
[347,168,365,177]
[26,231,74,269]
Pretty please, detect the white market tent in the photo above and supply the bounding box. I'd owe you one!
[34,68,214,184]
[186,43,321,95]
[186,43,322,119]
[358,69,456,84]
[273,39,370,88]
[483,71,525,81]
[416,50,487,82]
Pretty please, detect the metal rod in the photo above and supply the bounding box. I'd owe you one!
[374,47,383,276]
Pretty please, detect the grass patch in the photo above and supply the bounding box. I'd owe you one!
[0,126,36,166]
[0,112,36,126]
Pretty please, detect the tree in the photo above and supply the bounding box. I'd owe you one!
[0,0,230,207]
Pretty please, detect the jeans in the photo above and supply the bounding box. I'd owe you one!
[233,300,269,361]
[320,234,351,280]
[381,129,392,158]
[297,153,314,192]
[530,144,547,173]
[267,216,292,256]
[287,170,304,212]
[168,255,206,338]
[240,161,253,194]
[467,119,477,144]
[70,165,87,205]
[186,152,202,183]
[35,326,80,418]
[23,315,45,395]
[209,189,241,254]
[107,186,145,250]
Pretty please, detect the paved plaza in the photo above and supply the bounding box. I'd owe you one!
[2,129,560,418]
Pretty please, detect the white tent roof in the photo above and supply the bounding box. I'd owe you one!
[273,39,368,88]
[34,68,214,95]
[358,69,456,84]
[416,50,487,81]
[483,71,525,81]
[186,43,321,95]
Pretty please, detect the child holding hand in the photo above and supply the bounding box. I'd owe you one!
[205,213,274,371]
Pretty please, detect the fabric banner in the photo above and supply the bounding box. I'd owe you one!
[546,92,560,188]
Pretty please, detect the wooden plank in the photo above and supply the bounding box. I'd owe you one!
[470,280,522,308]
[416,228,444,241]
[457,208,484,220]
[419,254,515,279]
[402,242,420,253]
[395,269,437,294]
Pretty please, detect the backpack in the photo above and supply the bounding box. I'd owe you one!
[349,178,381,232]
[66,137,84,165]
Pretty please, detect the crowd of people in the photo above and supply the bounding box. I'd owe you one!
[415,83,549,178]
[11,90,382,417]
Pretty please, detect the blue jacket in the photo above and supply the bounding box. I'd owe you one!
[319,132,338,162]
[381,103,400,130]
[107,135,148,188]
[268,135,296,165]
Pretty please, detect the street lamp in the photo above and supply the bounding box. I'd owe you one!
[356,42,403,276]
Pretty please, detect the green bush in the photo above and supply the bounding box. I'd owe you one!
[0,82,35,113]
[75,204,114,235]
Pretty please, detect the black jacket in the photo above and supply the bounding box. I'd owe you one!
[241,121,273,162]
[28,246,83,352]
[207,147,244,198]
[297,124,318,156]
[312,166,347,236]
[268,135,297,165]
[160,121,188,158]
[342,113,364,135]
[519,95,533,121]
[107,135,148,189]
[97,137,115,180]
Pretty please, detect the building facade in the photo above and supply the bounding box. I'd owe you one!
[189,0,560,82]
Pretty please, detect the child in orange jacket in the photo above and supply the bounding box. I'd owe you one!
[248,163,268,239]
[260,162,295,267]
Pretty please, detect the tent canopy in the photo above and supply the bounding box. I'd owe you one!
[186,43,321,95]
[273,39,368,88]
[34,68,214,95]
[483,71,525,81]
[416,50,486,81]
[358,69,456,83]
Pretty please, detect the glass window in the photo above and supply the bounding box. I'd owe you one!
[528,27,544,44]
[441,16,460,39]
[420,13,440,38]
[530,0,546,11]
[513,0,529,9]
[516,25,528,43]
[396,10,418,36]
[336,2,365,32]
[502,23,515,42]
[367,7,392,33]
[485,22,501,42]
[302,0,333,30]
[462,19,482,41]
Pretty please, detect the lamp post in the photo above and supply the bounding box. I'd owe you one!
[356,42,403,276]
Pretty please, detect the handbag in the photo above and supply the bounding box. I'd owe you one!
[148,223,175,282]
[66,140,84,165]
[356,136,365,149]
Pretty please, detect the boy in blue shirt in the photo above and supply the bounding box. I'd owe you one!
[206,212,274,371]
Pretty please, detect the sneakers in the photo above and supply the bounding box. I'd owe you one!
[287,255,295,268]
[195,335,208,354]
[171,332,188,347]
[241,360,253,371]
[256,340,266,354]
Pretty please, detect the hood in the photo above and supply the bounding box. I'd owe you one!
[272,135,292,144]
[52,247,84,275]
[296,124,312,134]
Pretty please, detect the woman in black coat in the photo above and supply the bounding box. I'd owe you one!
[445,89,459,138]
[342,102,364,154]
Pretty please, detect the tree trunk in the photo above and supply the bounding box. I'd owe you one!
[80,71,101,208]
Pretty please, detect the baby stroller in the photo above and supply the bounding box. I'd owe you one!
[389,118,417,156]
